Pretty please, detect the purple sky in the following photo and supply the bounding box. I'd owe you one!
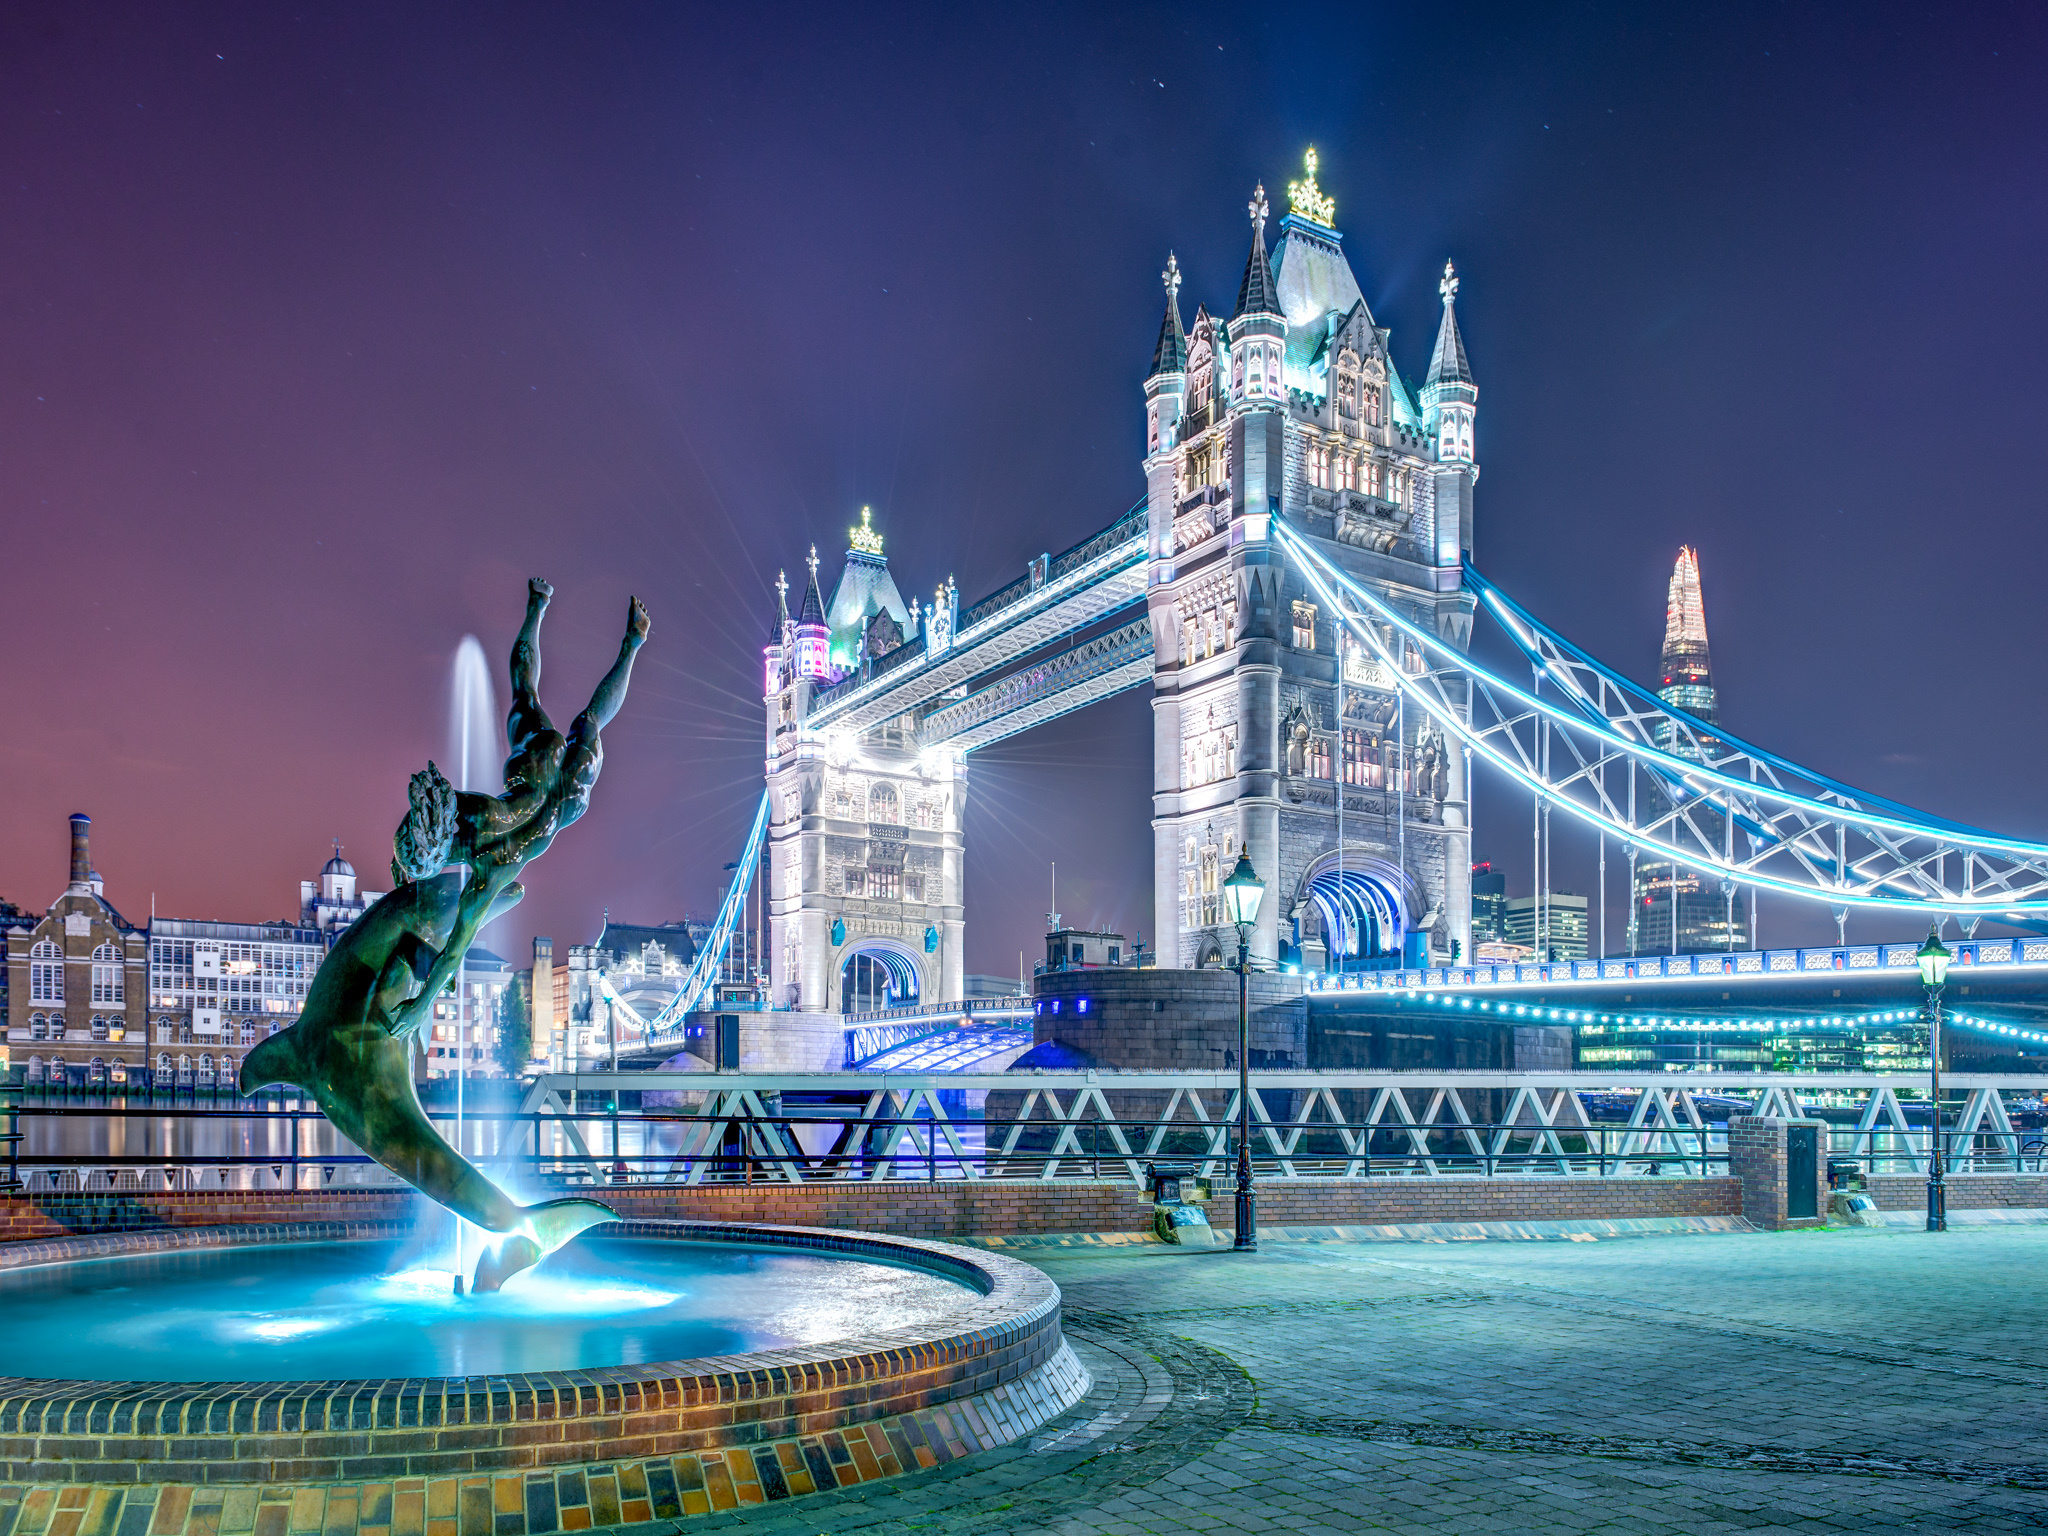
[3,3,2044,966]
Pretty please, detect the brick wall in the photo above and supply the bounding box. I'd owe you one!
[1863,1172,2048,1211]
[0,1175,1741,1246]
[1030,968,1306,1070]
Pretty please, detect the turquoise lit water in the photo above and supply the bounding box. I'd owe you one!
[0,1238,976,1382]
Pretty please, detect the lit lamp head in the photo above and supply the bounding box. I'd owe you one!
[1916,927,1953,989]
[1221,849,1265,938]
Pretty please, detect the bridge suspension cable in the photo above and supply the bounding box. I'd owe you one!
[603,790,772,1046]
[1275,521,2048,920]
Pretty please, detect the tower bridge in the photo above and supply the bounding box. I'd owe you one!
[618,149,2048,1050]
[751,154,1479,1020]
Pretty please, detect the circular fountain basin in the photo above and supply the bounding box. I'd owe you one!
[0,1220,1088,1501]
[0,1235,976,1381]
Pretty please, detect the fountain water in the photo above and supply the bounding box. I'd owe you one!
[448,636,502,1287]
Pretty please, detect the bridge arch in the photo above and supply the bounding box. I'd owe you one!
[837,935,927,1014]
[1299,853,1418,969]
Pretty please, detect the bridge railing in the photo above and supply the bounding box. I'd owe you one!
[955,501,1147,634]
[10,1071,2047,1192]
[1320,934,2048,995]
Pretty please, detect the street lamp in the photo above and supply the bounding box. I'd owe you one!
[1915,926,1953,1233]
[1221,849,1266,1253]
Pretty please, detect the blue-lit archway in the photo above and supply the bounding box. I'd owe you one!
[840,939,923,1014]
[1302,855,1415,969]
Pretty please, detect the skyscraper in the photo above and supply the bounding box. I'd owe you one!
[1657,546,1715,728]
[1470,863,1506,947]
[1633,547,1748,953]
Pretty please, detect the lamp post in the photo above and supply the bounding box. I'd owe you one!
[1916,926,1952,1232]
[1221,849,1266,1253]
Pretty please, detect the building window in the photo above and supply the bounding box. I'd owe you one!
[29,1014,47,1041]
[834,788,852,819]
[91,1018,109,1041]
[869,784,899,824]
[1291,601,1317,650]
[29,940,62,1004]
[1309,735,1332,780]
[157,1053,171,1074]
[91,943,124,1004]
[916,799,935,829]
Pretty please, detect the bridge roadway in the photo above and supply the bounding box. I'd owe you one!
[804,501,1149,744]
[1317,933,2048,1019]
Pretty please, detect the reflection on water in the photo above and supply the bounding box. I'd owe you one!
[18,1101,694,1188]
[0,1237,975,1381]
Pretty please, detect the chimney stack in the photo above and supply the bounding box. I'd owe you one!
[69,814,92,890]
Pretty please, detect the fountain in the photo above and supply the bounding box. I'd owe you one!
[0,581,1088,1509]
[447,634,502,1283]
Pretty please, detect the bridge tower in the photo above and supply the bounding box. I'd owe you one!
[762,519,966,1014]
[1145,151,1478,972]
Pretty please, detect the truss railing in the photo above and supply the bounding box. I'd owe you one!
[495,1070,2048,1189]
[920,615,1153,750]
[1276,522,2048,919]
[12,1073,2046,1192]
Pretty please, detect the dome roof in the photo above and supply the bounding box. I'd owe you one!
[323,853,356,878]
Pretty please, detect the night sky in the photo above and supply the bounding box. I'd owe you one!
[3,3,2043,970]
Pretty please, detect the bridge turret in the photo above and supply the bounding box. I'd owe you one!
[1227,184,1286,410]
[1420,261,1477,467]
[1145,252,1188,454]
[793,546,830,682]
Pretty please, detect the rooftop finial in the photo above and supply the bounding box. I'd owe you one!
[1288,147,1335,226]
[1163,251,1181,303]
[1440,259,1459,304]
[848,506,884,557]
[806,545,819,580]
[1248,183,1270,239]
[775,568,788,605]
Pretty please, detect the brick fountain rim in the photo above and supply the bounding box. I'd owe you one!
[0,1220,1090,1497]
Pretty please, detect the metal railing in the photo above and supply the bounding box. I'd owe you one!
[7,1071,2047,1194]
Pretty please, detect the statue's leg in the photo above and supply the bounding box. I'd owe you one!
[507,579,554,751]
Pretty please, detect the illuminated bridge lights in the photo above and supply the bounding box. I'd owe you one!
[1395,988,2048,1047]
[1304,933,2048,998]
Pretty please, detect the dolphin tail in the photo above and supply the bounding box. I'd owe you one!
[470,1196,615,1294]
[240,1027,309,1095]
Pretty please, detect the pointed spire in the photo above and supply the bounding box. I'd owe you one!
[1658,546,1716,726]
[1425,260,1473,388]
[798,545,826,627]
[768,569,790,642]
[1149,253,1187,376]
[1233,184,1281,321]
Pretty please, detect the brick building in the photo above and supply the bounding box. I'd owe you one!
[3,815,150,1085]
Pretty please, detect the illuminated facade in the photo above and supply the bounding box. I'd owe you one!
[2,815,149,1086]
[763,518,965,1012]
[1145,153,1478,971]
[1503,892,1588,961]
[1634,546,1748,952]
[1655,545,1715,730]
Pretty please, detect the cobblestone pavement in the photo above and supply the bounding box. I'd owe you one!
[679,1222,2048,1533]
